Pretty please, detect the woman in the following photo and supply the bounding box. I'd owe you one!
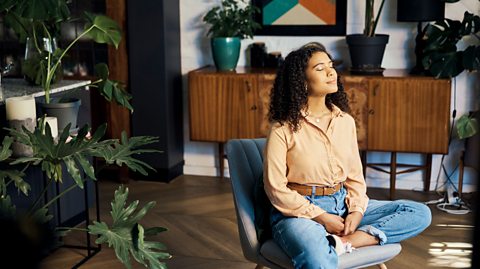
[264,42,431,269]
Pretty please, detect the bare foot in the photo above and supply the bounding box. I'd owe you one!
[338,231,379,248]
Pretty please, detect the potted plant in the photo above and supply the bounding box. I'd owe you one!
[346,0,389,73]
[0,1,132,132]
[422,9,480,138]
[0,121,171,268]
[203,0,260,71]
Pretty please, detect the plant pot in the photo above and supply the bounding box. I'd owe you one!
[211,37,241,71]
[346,34,389,74]
[40,98,81,133]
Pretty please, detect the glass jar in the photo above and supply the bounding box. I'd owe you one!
[23,37,63,85]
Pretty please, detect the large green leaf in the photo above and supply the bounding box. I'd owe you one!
[88,186,170,269]
[94,63,133,112]
[0,136,14,161]
[14,0,69,21]
[92,131,159,175]
[0,170,29,196]
[456,115,479,140]
[84,13,121,48]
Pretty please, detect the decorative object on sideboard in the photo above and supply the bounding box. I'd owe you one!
[397,0,445,75]
[249,42,267,68]
[5,95,36,157]
[203,0,260,71]
[265,51,284,68]
[346,0,389,75]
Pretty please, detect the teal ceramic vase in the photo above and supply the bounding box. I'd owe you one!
[211,37,241,71]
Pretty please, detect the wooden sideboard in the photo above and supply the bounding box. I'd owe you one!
[188,67,451,198]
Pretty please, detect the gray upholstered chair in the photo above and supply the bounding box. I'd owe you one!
[226,138,402,269]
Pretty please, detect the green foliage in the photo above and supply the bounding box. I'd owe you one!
[203,0,260,39]
[88,186,170,269]
[0,121,166,268]
[0,0,132,111]
[92,132,159,176]
[364,0,386,37]
[94,63,133,112]
[422,11,480,78]
[456,114,479,140]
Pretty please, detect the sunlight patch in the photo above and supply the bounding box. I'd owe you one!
[428,242,472,268]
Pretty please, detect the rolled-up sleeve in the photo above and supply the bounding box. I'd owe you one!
[263,125,325,219]
[344,118,369,214]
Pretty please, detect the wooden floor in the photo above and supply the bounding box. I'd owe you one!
[42,175,475,269]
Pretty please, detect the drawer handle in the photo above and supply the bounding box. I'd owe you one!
[245,80,252,92]
[251,105,257,110]
[373,84,380,96]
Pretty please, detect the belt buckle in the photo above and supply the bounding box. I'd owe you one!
[327,185,337,195]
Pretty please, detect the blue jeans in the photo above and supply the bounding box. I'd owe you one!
[270,188,432,269]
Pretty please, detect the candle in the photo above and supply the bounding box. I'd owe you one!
[44,117,58,138]
[5,96,36,120]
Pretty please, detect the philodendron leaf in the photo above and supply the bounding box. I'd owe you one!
[94,63,133,111]
[456,115,479,140]
[94,132,159,175]
[0,136,13,161]
[88,186,170,269]
[0,195,16,218]
[32,207,53,224]
[84,12,122,48]
[0,170,29,196]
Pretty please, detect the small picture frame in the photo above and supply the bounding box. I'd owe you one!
[252,0,347,36]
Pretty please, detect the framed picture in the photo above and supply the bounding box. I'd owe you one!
[252,0,347,36]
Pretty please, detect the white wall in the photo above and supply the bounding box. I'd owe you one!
[180,0,480,192]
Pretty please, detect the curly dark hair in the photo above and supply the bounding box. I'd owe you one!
[268,42,350,132]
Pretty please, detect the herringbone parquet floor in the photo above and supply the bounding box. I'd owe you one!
[41,175,475,269]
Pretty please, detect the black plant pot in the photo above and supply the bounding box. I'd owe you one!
[40,98,81,133]
[346,34,389,74]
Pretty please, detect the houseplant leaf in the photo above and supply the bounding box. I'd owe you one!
[94,63,133,111]
[456,114,479,140]
[84,12,122,48]
[88,186,170,269]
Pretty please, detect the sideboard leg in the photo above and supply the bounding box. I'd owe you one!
[390,152,397,200]
[219,142,224,179]
[424,154,432,192]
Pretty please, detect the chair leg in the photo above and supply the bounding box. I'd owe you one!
[255,265,264,269]
[378,263,387,269]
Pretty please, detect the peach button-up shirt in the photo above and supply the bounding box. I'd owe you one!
[264,105,369,219]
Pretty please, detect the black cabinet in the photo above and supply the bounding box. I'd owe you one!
[127,0,184,182]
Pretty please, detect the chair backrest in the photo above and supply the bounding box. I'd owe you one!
[226,138,266,263]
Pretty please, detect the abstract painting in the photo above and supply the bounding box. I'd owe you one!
[252,0,347,36]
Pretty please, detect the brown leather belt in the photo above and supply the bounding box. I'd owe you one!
[287,182,344,196]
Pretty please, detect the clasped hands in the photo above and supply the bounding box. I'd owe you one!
[313,211,363,235]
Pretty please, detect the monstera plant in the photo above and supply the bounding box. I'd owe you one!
[422,9,480,139]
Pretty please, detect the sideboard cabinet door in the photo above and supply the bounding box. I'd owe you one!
[367,78,451,154]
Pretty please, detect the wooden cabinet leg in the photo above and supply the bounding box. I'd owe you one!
[424,154,432,192]
[361,151,367,180]
[219,143,224,179]
[390,152,397,200]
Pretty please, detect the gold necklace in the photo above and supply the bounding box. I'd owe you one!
[308,110,331,123]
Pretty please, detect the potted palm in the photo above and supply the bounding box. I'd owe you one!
[1,0,132,132]
[203,0,260,71]
[346,0,389,74]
